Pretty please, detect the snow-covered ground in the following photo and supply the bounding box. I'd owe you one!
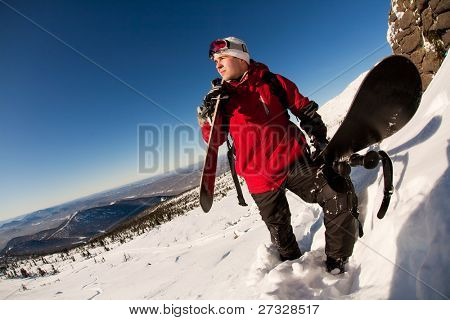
[1,55,449,299]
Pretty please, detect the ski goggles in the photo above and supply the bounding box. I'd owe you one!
[208,39,248,59]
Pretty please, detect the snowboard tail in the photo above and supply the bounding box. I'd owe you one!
[319,55,422,163]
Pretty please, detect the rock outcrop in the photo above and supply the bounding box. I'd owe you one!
[387,0,449,90]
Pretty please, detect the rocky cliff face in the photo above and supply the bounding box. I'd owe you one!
[387,0,449,90]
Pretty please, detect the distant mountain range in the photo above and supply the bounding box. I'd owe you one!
[0,156,230,256]
[1,195,169,257]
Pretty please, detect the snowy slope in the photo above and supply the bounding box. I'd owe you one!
[1,55,448,300]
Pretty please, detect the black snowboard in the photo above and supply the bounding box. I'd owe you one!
[318,55,422,164]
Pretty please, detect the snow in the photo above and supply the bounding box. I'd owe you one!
[387,21,395,47]
[392,0,404,20]
[1,55,449,300]
[422,34,435,52]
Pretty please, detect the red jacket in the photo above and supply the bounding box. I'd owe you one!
[201,61,311,194]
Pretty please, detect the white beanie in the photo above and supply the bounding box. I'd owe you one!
[212,36,250,64]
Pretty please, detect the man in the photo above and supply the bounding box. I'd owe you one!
[197,37,358,274]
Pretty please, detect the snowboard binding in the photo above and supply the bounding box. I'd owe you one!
[331,150,394,220]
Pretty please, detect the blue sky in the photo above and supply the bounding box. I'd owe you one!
[0,0,392,220]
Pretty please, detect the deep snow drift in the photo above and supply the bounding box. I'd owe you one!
[1,55,448,299]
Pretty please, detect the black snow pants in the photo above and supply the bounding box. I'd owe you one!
[251,157,359,261]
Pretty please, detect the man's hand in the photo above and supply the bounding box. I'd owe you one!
[299,100,328,159]
[311,136,328,160]
[196,79,229,126]
[197,105,210,126]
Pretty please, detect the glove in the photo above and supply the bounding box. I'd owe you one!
[197,79,229,125]
[299,101,329,159]
[310,136,328,160]
[197,105,211,126]
[299,100,319,120]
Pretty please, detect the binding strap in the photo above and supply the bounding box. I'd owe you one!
[226,137,248,207]
[377,151,394,219]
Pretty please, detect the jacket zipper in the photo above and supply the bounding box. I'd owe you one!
[259,95,270,115]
